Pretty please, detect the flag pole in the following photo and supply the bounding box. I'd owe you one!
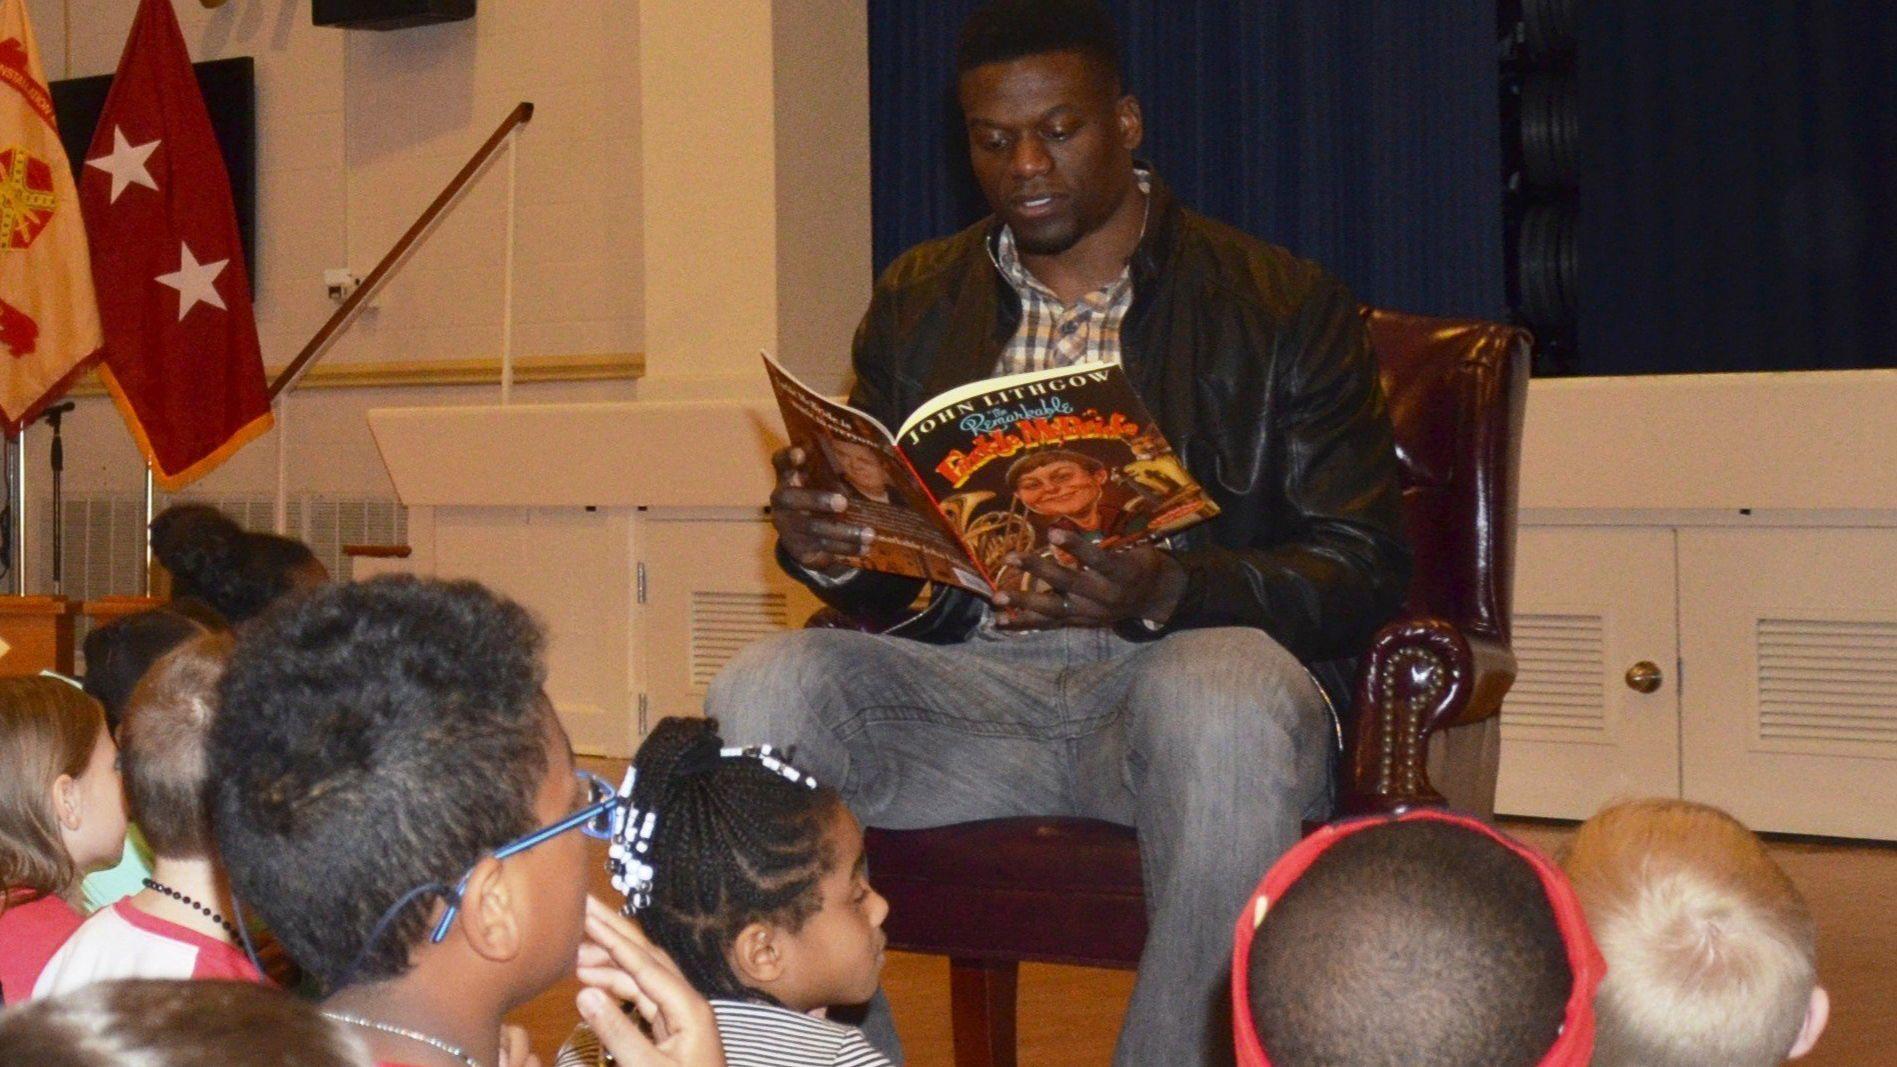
[273,395,289,536]
[11,428,25,596]
[142,466,155,596]
[499,127,519,405]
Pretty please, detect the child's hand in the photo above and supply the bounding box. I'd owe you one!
[497,1024,542,1067]
[576,896,726,1067]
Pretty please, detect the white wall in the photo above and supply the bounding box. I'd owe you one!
[772,0,872,395]
[30,0,870,512]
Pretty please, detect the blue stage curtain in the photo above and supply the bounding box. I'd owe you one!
[867,1,1506,322]
[1578,4,1896,373]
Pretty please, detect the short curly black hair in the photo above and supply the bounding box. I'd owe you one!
[956,0,1121,86]
[1248,820,1573,1066]
[208,576,549,990]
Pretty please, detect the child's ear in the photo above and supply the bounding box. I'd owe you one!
[455,856,523,964]
[51,773,82,831]
[1788,986,1830,1059]
[726,921,785,988]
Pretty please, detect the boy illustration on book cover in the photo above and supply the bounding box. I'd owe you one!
[927,421,1209,594]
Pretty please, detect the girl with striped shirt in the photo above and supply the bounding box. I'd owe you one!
[560,718,891,1067]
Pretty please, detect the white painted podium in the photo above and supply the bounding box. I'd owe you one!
[370,399,826,757]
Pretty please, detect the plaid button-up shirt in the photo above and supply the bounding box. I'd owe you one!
[989,173,1150,376]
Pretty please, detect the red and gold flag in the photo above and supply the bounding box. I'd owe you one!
[80,0,270,489]
[0,0,104,432]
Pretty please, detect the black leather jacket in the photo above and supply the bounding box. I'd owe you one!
[788,173,1410,664]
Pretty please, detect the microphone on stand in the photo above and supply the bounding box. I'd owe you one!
[40,402,76,597]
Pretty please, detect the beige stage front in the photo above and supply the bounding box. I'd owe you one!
[369,367,1897,841]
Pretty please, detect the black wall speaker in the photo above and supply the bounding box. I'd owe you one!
[313,0,475,31]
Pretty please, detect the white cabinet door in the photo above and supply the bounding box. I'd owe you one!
[1497,527,1681,818]
[634,512,826,737]
[432,506,635,759]
[1678,528,1897,839]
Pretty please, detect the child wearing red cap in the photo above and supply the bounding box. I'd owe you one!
[1232,809,1605,1067]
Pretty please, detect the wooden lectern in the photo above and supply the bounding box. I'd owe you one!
[0,596,79,677]
[82,595,166,629]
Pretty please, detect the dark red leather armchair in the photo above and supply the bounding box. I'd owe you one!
[849,310,1531,1066]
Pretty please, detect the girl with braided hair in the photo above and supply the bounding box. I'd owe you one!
[560,717,891,1067]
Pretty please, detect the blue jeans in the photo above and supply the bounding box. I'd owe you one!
[706,624,1333,1066]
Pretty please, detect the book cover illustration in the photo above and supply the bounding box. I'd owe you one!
[763,357,990,592]
[894,365,1219,594]
[763,355,1219,598]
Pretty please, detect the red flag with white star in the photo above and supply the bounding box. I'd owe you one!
[0,0,104,432]
[80,0,270,488]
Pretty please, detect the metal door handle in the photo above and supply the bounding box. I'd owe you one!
[1625,661,1663,693]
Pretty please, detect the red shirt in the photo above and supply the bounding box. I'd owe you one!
[0,891,85,1005]
[33,899,265,997]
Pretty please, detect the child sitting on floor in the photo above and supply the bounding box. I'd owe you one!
[149,503,327,627]
[208,577,725,1067]
[0,978,372,1066]
[0,677,128,1005]
[81,609,217,731]
[77,607,213,912]
[36,633,266,994]
[557,716,891,1067]
[1564,798,1829,1066]
[1234,809,1605,1067]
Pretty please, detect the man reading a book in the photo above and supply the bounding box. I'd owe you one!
[709,2,1408,1063]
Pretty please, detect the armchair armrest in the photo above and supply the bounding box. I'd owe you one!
[1340,615,1517,814]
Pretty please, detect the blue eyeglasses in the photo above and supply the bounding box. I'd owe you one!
[427,769,623,943]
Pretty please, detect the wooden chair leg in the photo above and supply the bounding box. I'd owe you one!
[949,956,1019,1067]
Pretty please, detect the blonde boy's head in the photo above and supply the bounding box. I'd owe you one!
[1565,798,1828,1066]
[119,631,233,860]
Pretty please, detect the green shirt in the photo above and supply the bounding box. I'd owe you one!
[81,825,153,913]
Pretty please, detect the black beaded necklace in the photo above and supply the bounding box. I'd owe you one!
[141,877,240,942]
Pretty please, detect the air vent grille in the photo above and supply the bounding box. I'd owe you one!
[690,590,789,691]
[1503,613,1608,737]
[1757,618,1897,751]
[43,494,404,656]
